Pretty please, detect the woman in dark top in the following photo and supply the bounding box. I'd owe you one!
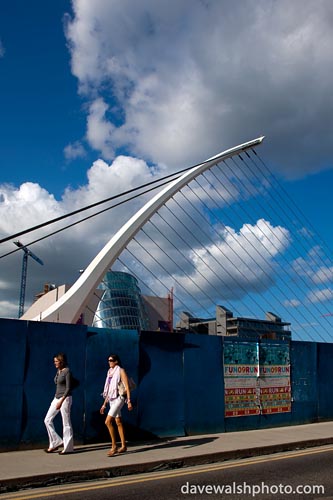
[44,352,74,454]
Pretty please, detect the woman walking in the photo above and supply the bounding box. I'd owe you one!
[44,352,74,454]
[100,354,133,456]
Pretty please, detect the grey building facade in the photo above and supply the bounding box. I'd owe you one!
[176,305,291,340]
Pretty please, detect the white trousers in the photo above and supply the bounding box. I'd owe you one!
[44,396,74,452]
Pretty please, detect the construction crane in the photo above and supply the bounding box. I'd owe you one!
[14,241,44,318]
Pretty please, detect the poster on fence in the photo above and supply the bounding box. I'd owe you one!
[223,341,260,417]
[259,343,291,414]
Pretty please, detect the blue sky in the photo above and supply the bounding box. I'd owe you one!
[1,0,333,341]
[0,0,90,195]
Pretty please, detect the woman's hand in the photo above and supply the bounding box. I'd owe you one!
[127,400,133,411]
[100,404,106,414]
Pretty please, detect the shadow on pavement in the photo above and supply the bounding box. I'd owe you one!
[72,436,219,455]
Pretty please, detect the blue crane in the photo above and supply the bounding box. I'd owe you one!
[14,241,44,318]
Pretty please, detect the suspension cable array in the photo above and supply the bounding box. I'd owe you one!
[1,136,333,342]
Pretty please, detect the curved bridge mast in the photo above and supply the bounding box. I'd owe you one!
[31,137,264,323]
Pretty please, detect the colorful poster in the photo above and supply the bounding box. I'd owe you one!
[223,341,260,417]
[223,341,291,417]
[259,343,291,414]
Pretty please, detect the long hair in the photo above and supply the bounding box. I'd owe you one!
[54,352,68,368]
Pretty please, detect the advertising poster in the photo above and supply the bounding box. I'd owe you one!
[259,343,291,414]
[223,341,260,417]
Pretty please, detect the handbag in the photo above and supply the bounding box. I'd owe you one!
[118,377,136,397]
[118,380,126,397]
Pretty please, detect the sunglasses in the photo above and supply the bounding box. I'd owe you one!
[108,358,115,362]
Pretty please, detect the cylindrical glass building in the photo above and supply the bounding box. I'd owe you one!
[92,271,148,331]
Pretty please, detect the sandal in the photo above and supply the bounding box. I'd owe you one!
[44,446,60,453]
[118,445,127,453]
[107,447,118,457]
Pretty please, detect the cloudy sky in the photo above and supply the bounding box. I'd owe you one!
[1,0,333,340]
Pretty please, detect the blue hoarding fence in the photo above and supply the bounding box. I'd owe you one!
[0,318,331,449]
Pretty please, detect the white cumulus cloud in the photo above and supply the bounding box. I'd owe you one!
[0,156,159,317]
[65,0,333,177]
[64,141,86,160]
[307,288,333,304]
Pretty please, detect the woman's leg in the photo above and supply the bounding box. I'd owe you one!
[105,397,126,456]
[105,415,117,455]
[60,396,74,453]
[44,398,63,450]
[116,417,127,452]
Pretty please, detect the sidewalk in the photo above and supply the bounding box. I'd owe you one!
[1,422,333,493]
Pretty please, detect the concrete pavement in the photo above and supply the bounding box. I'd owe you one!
[1,421,333,493]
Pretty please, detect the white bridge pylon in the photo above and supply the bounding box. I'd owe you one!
[30,137,265,323]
